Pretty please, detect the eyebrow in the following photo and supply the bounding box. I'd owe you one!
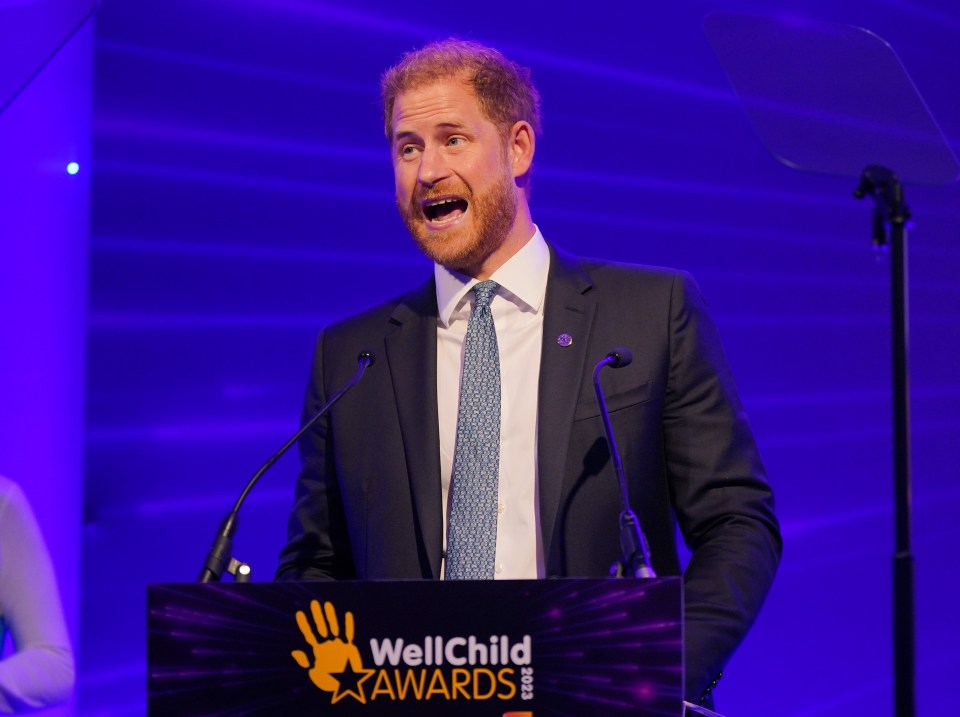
[393,121,469,144]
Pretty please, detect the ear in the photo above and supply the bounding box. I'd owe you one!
[507,120,535,178]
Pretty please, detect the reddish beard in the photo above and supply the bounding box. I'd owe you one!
[397,166,518,275]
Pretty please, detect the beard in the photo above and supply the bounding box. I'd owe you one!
[397,166,518,275]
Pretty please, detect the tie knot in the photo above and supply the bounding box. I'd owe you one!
[472,280,499,308]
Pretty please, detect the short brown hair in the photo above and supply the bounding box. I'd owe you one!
[380,38,542,142]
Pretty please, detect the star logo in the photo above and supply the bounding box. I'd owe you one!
[329,659,375,704]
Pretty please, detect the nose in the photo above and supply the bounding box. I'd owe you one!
[417,145,450,187]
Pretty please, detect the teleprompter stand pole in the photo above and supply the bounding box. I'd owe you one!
[854,165,914,717]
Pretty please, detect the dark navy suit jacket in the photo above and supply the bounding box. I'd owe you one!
[276,244,782,702]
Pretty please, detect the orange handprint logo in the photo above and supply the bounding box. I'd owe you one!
[291,600,374,704]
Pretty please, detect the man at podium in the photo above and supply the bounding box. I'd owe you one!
[276,38,782,707]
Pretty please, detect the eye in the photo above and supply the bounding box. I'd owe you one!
[400,145,420,159]
[447,136,465,147]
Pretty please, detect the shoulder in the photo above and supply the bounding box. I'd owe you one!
[0,474,27,517]
[323,276,435,337]
[550,244,700,302]
[0,476,43,573]
[302,275,436,377]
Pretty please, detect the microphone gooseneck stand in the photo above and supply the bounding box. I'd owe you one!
[596,350,730,714]
[854,165,915,717]
[593,348,656,579]
[197,351,375,583]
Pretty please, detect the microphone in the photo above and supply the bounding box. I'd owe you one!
[602,347,633,369]
[592,348,656,579]
[198,351,375,583]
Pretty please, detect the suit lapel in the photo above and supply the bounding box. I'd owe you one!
[385,278,443,578]
[537,246,596,568]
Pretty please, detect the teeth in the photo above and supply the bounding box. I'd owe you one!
[421,196,466,224]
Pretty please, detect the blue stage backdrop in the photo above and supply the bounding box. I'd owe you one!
[80,1,959,715]
[0,13,92,717]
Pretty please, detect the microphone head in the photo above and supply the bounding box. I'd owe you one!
[607,348,633,368]
[357,351,375,367]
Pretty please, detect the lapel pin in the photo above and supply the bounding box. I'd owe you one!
[557,333,573,347]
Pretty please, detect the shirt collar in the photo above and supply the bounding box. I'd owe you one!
[435,226,550,327]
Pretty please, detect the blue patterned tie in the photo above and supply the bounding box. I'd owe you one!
[445,280,501,580]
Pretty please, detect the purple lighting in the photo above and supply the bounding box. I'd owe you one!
[0,14,93,717]
[68,0,960,715]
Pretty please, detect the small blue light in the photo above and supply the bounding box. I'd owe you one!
[66,162,80,175]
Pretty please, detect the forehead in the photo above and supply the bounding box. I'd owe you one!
[391,79,491,138]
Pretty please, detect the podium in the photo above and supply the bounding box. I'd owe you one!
[148,577,683,716]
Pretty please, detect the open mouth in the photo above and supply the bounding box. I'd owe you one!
[421,196,468,225]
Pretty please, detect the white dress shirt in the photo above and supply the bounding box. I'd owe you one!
[435,227,550,580]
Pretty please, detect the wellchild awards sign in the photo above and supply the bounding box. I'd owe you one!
[148,578,682,716]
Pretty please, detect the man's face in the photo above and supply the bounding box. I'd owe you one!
[390,79,518,275]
